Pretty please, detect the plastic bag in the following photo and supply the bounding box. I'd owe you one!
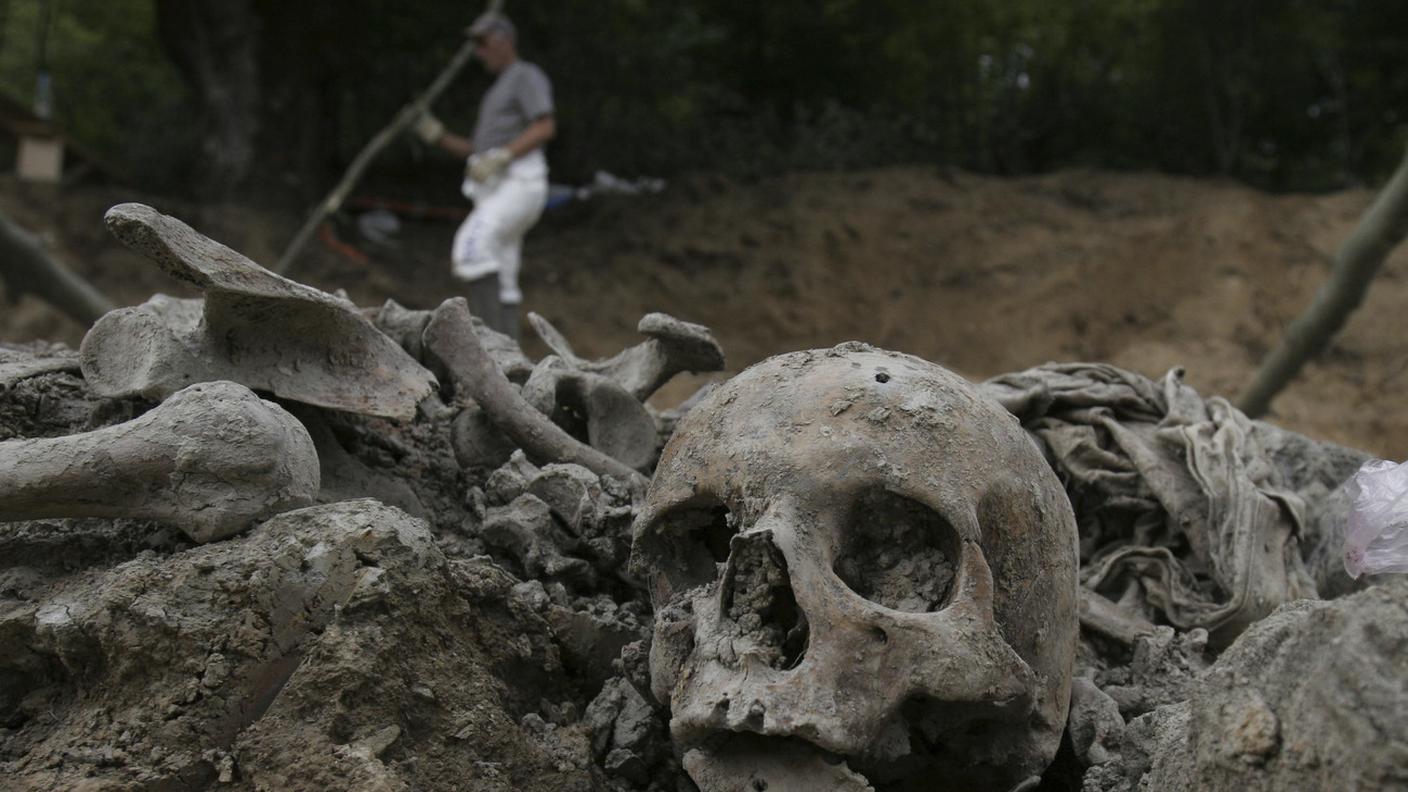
[1342,458,1408,578]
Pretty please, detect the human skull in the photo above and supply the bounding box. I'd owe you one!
[631,344,1078,790]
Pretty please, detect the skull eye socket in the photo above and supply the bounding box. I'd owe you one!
[644,499,737,593]
[834,490,959,613]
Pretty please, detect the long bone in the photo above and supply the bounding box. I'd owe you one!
[0,380,318,543]
[422,298,647,488]
[80,204,436,421]
[527,311,724,401]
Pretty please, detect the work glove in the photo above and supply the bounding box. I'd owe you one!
[412,111,445,145]
[468,147,513,182]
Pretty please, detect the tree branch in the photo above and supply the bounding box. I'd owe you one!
[0,208,114,326]
[1238,145,1408,417]
[272,34,480,274]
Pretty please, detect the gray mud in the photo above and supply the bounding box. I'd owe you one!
[0,353,671,790]
[2,343,1403,792]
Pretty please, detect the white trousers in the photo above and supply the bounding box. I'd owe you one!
[451,150,548,304]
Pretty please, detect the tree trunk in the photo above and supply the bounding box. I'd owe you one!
[1237,146,1408,417]
[0,210,114,327]
[154,0,261,197]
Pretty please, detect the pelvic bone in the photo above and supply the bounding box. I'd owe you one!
[81,204,436,421]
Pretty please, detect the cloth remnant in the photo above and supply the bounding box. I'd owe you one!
[983,363,1317,643]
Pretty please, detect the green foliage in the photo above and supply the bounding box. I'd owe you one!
[0,0,186,177]
[510,0,1408,187]
[3,0,1406,194]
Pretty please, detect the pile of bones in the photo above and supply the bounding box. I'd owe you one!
[0,204,1403,792]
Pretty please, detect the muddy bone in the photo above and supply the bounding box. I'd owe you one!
[631,343,1079,791]
[423,297,648,487]
[0,380,318,543]
[522,355,659,472]
[80,203,437,421]
[528,311,725,401]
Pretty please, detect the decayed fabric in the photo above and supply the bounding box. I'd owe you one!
[982,363,1318,644]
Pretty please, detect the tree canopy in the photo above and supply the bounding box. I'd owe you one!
[2,0,1405,198]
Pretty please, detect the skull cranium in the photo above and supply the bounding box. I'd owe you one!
[631,344,1078,790]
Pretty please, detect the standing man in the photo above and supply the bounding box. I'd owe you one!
[415,11,554,340]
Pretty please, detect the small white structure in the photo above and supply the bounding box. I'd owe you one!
[0,91,104,186]
[16,127,64,183]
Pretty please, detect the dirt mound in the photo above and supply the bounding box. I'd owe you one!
[525,169,1408,458]
[1098,578,1408,791]
[1,168,1402,457]
[0,362,672,790]
[1,221,1403,791]
[0,498,600,791]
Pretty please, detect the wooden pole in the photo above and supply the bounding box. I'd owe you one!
[272,0,506,274]
[1237,145,1408,418]
[0,208,114,326]
[272,39,478,274]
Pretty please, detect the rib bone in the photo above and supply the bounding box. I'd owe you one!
[0,380,319,542]
[374,298,535,382]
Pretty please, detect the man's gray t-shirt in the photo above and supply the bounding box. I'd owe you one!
[472,61,554,152]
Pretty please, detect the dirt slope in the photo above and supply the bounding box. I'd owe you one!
[2,167,1405,456]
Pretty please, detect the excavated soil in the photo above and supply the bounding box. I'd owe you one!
[3,168,1407,791]
[1,167,1406,457]
[0,364,669,791]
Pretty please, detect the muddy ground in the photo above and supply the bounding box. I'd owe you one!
[2,169,1407,791]
[1,167,1406,457]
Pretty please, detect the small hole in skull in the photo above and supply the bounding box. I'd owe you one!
[835,491,957,613]
[874,371,891,383]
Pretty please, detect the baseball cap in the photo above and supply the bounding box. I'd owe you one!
[467,12,515,42]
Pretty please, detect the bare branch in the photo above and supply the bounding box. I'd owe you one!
[1238,146,1408,417]
[273,35,479,274]
[0,208,114,326]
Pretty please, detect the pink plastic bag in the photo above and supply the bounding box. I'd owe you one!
[1342,458,1408,578]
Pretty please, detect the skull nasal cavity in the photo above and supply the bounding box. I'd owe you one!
[835,491,958,613]
[722,532,809,671]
